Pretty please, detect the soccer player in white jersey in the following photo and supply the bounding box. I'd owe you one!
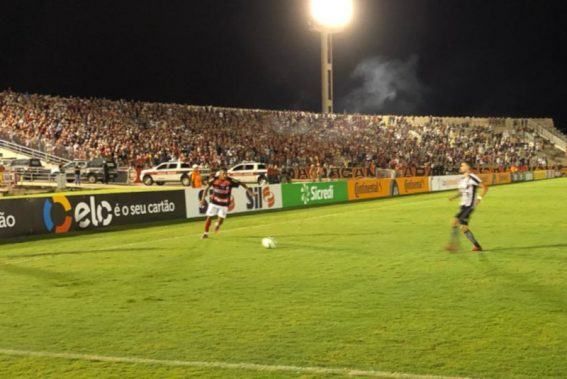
[447,162,488,252]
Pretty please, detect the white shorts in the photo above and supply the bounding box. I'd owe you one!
[206,203,228,219]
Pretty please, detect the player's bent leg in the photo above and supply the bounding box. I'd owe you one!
[214,217,224,233]
[202,217,213,239]
[446,218,461,252]
[205,217,213,232]
[202,212,216,239]
[202,204,221,239]
[461,225,482,251]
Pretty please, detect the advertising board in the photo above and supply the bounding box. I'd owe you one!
[281,182,348,208]
[394,177,430,195]
[430,175,461,192]
[0,190,186,239]
[185,185,282,218]
[347,178,392,200]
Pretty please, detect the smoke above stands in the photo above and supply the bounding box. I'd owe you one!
[339,55,425,115]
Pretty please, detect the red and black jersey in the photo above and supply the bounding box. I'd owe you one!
[208,176,241,206]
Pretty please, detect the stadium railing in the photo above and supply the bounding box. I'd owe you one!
[0,138,70,166]
[529,120,567,152]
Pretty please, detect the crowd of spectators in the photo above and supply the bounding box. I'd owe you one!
[0,90,559,175]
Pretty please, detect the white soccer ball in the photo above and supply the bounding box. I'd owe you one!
[261,237,277,249]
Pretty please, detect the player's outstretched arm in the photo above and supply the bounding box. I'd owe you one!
[239,181,254,197]
[200,184,211,205]
[476,182,489,206]
[449,191,460,201]
[480,182,488,197]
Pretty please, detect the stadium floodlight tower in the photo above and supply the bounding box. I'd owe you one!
[310,0,354,114]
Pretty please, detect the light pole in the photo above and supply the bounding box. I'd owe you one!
[310,0,354,114]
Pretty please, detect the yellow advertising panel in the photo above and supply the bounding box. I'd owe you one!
[348,178,392,200]
[493,172,512,185]
[395,177,430,195]
[533,170,547,180]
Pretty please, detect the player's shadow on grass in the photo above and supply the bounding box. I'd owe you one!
[482,263,567,309]
[6,247,157,259]
[488,243,567,252]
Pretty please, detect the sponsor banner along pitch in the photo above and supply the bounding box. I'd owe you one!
[394,177,430,195]
[0,190,186,239]
[185,185,282,219]
[476,173,495,185]
[493,172,512,185]
[524,171,534,181]
[347,178,392,200]
[533,170,547,180]
[281,182,348,208]
[430,175,462,192]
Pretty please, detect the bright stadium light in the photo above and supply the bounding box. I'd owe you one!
[309,0,354,114]
[310,0,354,30]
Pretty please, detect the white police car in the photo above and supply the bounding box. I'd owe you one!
[141,161,206,186]
[227,161,268,185]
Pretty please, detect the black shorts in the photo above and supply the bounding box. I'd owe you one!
[455,205,475,225]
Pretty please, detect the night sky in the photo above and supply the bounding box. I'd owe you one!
[1,0,565,132]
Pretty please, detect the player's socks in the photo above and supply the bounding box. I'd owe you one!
[464,230,481,249]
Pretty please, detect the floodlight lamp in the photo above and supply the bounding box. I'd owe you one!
[310,0,354,31]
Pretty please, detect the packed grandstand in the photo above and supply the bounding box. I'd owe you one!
[1,90,566,178]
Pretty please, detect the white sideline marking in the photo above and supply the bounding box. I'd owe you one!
[0,348,470,379]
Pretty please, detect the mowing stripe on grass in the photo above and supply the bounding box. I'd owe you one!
[0,348,471,379]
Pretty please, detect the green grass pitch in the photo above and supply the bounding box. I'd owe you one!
[1,179,566,378]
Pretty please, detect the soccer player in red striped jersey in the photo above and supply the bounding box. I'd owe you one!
[200,168,253,239]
